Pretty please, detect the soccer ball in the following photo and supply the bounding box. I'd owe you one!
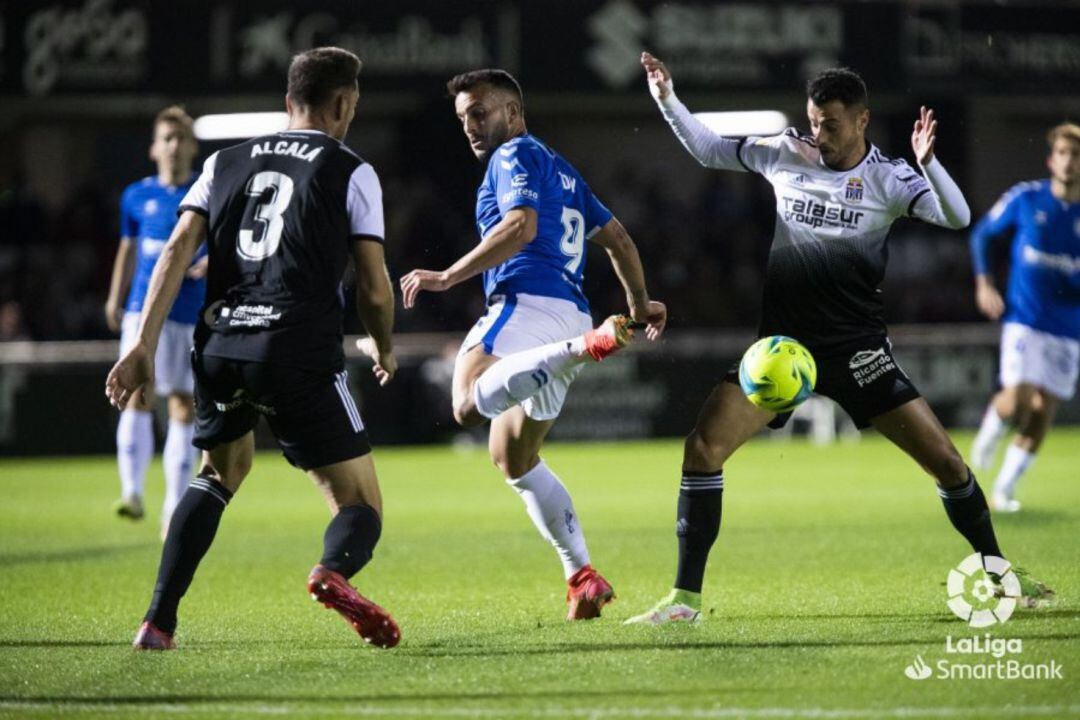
[738,336,817,412]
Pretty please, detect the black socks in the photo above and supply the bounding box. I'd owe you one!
[674,471,724,593]
[320,503,382,579]
[145,474,233,634]
[939,470,1003,559]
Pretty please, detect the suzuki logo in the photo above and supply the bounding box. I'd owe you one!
[586,0,648,88]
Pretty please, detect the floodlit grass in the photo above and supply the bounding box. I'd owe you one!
[1,431,1078,719]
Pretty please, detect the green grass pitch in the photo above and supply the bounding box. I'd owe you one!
[1,432,1078,719]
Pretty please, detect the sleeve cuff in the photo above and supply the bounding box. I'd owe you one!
[351,233,384,244]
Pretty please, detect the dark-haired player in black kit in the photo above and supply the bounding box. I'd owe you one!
[626,53,1054,624]
[107,47,402,649]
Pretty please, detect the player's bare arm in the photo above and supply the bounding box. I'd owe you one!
[352,239,397,386]
[399,206,537,308]
[909,105,971,229]
[589,217,667,340]
[106,210,205,408]
[104,237,136,333]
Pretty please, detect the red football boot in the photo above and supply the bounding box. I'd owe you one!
[132,621,176,651]
[307,565,400,648]
[566,565,615,620]
[582,315,634,362]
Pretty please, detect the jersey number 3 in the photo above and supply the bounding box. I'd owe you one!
[559,206,585,274]
[238,171,294,262]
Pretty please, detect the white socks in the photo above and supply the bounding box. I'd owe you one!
[993,444,1035,500]
[971,406,1008,471]
[474,339,586,419]
[163,420,196,520]
[507,460,590,579]
[117,409,153,499]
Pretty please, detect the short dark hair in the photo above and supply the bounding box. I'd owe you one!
[446,68,523,108]
[287,47,362,108]
[806,68,868,108]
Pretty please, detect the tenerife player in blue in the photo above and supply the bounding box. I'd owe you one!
[395,69,666,620]
[969,122,1080,513]
[104,106,207,534]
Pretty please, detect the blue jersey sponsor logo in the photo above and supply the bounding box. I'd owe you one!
[120,175,207,324]
[474,135,612,313]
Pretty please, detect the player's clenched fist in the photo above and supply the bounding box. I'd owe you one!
[641,52,673,102]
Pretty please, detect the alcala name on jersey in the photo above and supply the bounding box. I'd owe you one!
[250,140,324,162]
[781,196,865,230]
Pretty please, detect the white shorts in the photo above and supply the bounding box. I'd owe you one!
[459,293,593,421]
[120,312,196,396]
[999,322,1080,400]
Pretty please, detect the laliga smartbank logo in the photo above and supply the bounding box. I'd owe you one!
[902,554,1064,682]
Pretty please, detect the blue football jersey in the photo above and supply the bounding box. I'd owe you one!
[120,175,207,324]
[474,134,613,312]
[971,180,1080,340]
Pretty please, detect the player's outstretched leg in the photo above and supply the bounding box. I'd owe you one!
[491,407,613,620]
[134,435,251,650]
[468,315,635,422]
[306,454,399,648]
[871,398,1054,606]
[626,382,773,625]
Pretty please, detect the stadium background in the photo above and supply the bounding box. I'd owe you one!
[2,0,1079,454]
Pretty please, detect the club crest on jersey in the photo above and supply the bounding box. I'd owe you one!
[845,177,864,203]
[143,199,159,216]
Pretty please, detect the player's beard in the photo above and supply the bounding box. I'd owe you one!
[478,121,510,162]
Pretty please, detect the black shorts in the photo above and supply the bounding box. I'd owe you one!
[724,337,921,429]
[191,352,371,470]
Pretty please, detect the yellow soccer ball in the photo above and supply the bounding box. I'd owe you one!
[738,336,817,412]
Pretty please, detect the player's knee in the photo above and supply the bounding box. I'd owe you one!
[489,450,535,480]
[683,430,727,470]
[168,394,195,423]
[451,399,483,428]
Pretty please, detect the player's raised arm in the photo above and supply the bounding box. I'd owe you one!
[589,218,666,340]
[400,206,537,308]
[105,210,205,408]
[641,51,757,172]
[908,106,971,229]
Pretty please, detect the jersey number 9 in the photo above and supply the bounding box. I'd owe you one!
[559,206,585,274]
